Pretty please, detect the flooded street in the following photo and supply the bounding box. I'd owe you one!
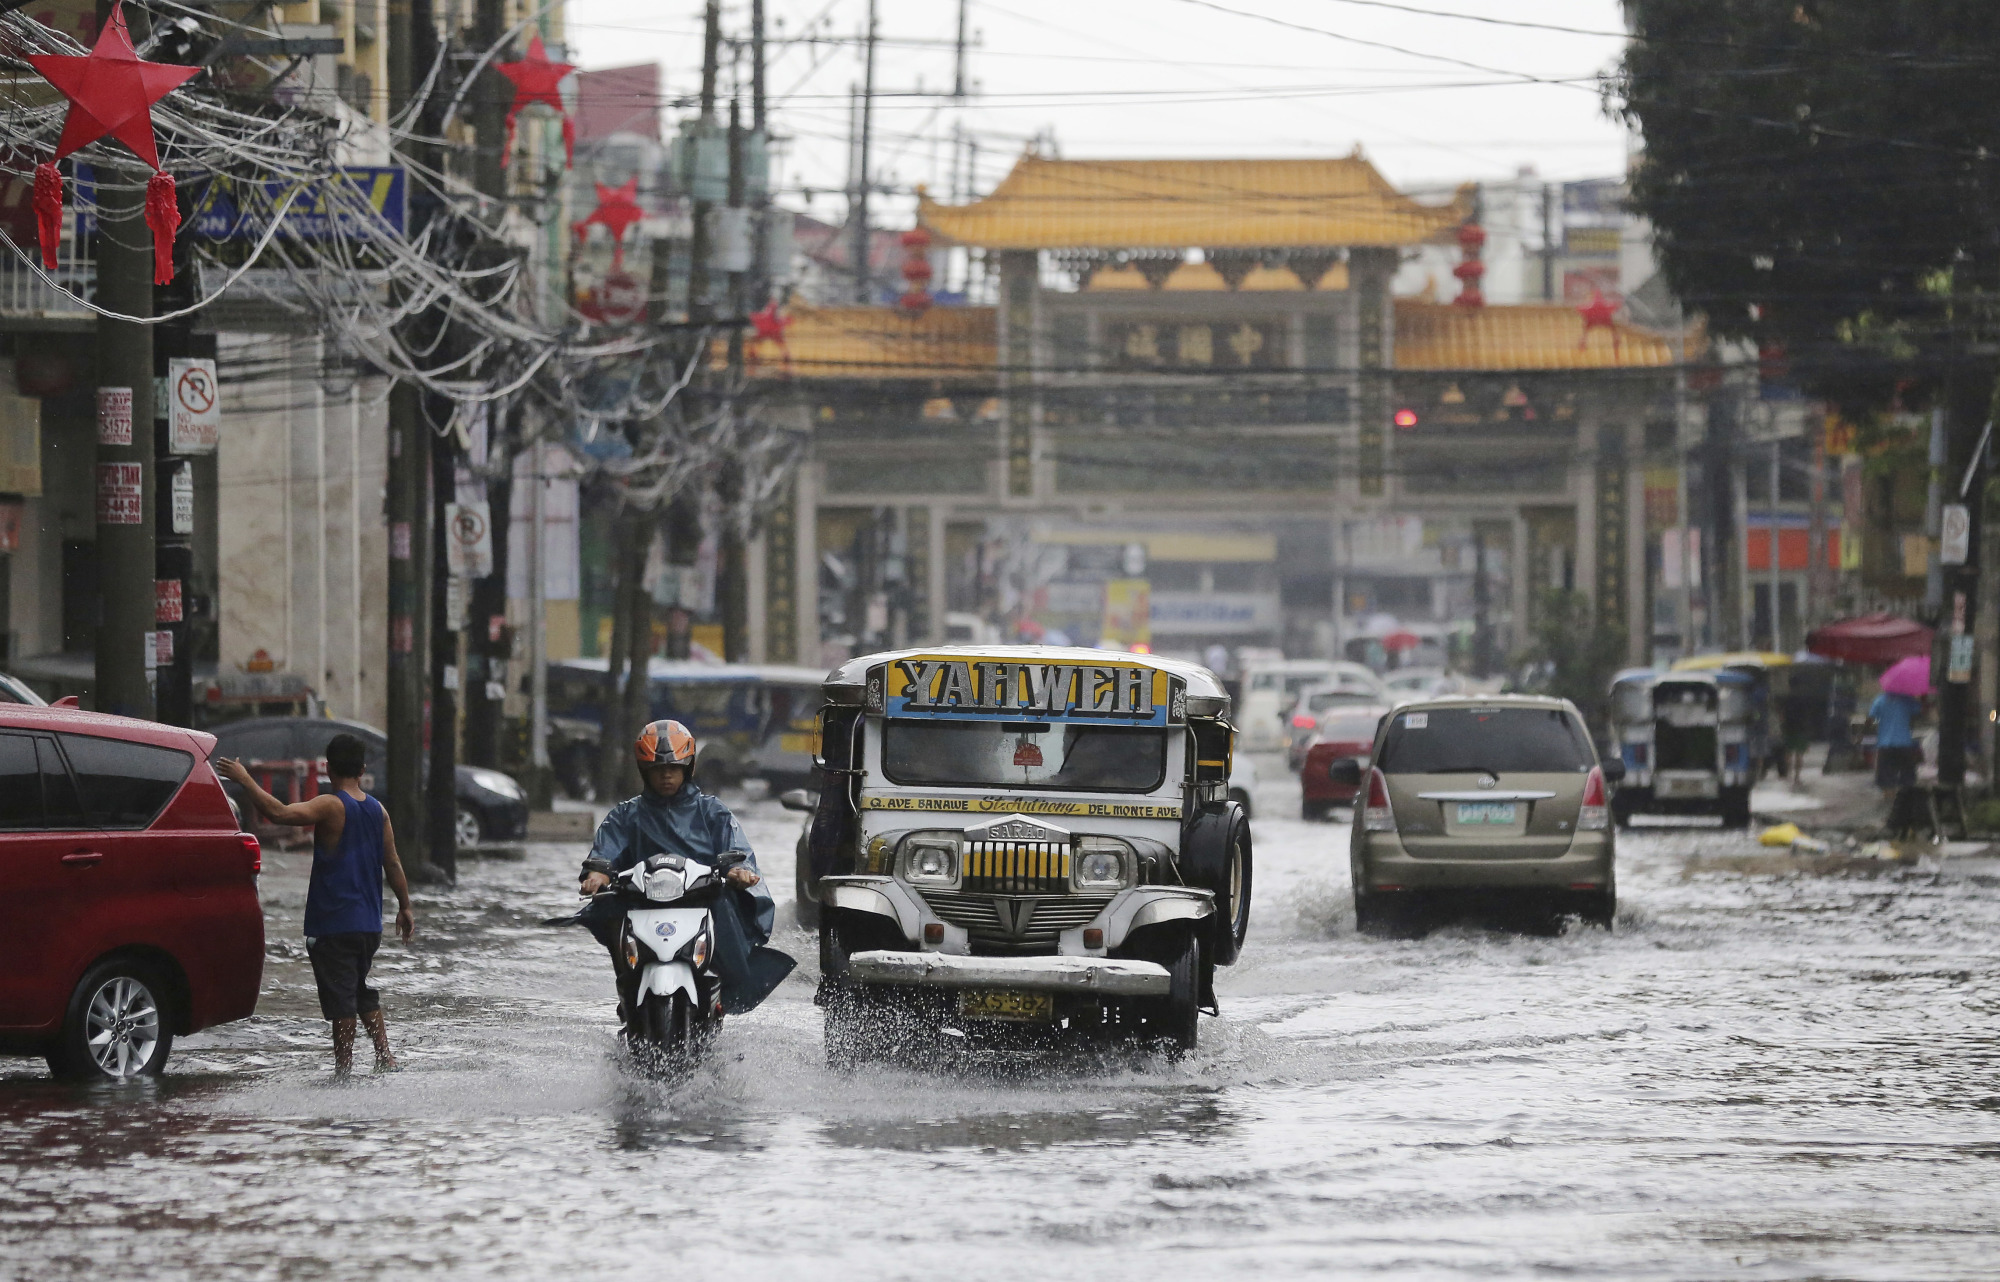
[6,761,2000,1280]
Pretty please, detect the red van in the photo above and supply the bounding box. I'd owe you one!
[1299,705,1392,822]
[0,705,264,1079]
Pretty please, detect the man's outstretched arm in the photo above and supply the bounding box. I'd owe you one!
[215,758,340,827]
[379,812,416,943]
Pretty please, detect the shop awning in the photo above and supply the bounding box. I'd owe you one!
[1804,613,1933,665]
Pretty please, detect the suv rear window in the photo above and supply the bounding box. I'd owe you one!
[1376,707,1594,774]
[59,734,194,828]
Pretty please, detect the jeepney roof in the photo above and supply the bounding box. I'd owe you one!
[825,645,1231,707]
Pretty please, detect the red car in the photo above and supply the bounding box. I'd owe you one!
[1300,706,1392,821]
[0,704,263,1079]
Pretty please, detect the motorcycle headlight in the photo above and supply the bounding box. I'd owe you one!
[1073,837,1134,891]
[899,834,961,888]
[644,868,686,902]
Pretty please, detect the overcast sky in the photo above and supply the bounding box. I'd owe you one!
[565,0,1634,220]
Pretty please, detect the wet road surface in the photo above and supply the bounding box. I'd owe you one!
[5,762,2000,1279]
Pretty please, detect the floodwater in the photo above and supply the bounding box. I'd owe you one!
[5,764,2000,1280]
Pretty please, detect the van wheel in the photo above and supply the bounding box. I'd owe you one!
[1302,800,1330,822]
[1720,787,1752,829]
[49,960,174,1081]
[1578,891,1616,931]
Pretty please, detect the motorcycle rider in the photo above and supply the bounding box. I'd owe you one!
[577,720,794,1014]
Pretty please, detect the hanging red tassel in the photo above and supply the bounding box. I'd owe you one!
[33,162,62,270]
[144,170,178,285]
[502,106,519,169]
[561,115,575,167]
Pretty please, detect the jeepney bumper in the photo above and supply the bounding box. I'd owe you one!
[845,951,1171,997]
[819,875,1213,955]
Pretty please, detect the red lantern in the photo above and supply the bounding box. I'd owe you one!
[1451,220,1487,309]
[896,225,934,314]
[897,289,932,317]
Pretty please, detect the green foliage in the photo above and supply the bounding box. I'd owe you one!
[1521,590,1628,733]
[1619,0,2000,415]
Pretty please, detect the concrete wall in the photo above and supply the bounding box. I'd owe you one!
[217,333,388,727]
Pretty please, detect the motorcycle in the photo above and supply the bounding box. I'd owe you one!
[558,850,750,1067]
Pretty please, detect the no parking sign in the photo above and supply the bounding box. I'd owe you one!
[167,358,219,454]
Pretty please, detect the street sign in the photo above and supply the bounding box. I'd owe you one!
[445,501,493,578]
[96,387,132,446]
[169,464,194,534]
[156,579,183,624]
[167,359,220,453]
[1941,503,1970,565]
[96,463,141,525]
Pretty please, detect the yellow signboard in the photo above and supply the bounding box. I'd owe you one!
[861,795,1183,820]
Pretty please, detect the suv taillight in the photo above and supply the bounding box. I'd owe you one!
[240,832,262,873]
[1578,766,1608,831]
[1363,767,1396,832]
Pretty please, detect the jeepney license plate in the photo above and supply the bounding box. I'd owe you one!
[960,990,1054,1021]
[1455,802,1518,825]
[1664,776,1710,796]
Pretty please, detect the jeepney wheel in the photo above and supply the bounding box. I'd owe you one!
[1720,786,1753,830]
[1139,926,1201,1061]
[820,911,905,1069]
[1214,823,1252,964]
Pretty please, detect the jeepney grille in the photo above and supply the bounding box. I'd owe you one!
[921,891,1117,952]
[962,839,1071,896]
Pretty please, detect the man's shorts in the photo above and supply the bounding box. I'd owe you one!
[1875,744,1919,790]
[306,932,382,1021]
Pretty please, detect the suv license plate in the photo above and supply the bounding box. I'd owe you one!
[1455,802,1518,825]
[960,990,1054,1021]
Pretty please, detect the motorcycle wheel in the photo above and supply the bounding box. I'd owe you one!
[639,991,697,1069]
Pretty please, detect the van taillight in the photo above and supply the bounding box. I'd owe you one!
[240,832,262,873]
[1363,767,1396,832]
[1578,767,1609,831]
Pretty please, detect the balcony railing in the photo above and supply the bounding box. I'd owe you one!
[0,234,94,319]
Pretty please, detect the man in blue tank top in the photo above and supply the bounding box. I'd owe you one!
[220,734,415,1078]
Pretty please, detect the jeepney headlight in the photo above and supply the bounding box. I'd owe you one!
[899,834,961,888]
[1073,837,1134,890]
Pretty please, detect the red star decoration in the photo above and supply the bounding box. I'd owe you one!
[748,302,792,371]
[572,178,642,267]
[495,33,576,167]
[27,3,197,170]
[1577,287,1622,353]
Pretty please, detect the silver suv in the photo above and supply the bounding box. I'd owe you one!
[1329,695,1620,932]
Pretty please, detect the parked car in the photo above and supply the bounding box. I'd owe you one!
[1334,695,1621,933]
[1298,705,1392,820]
[1237,659,1385,753]
[0,704,264,1079]
[1287,682,1390,770]
[207,717,527,846]
[1381,668,1465,706]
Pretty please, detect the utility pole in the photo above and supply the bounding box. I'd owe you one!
[386,0,440,879]
[719,93,751,662]
[1541,181,1557,302]
[954,0,971,98]
[852,0,878,303]
[92,1,155,720]
[1472,527,1492,677]
[527,436,551,806]
[1768,438,1781,649]
[687,0,720,322]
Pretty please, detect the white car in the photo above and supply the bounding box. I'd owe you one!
[1382,668,1464,706]
[1238,659,1386,753]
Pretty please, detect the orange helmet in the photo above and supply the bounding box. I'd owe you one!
[635,719,697,769]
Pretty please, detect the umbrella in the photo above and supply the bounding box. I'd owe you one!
[1878,654,1933,697]
[1806,612,1933,665]
[1381,630,1421,652]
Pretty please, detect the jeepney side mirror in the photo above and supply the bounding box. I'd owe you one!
[1328,757,1364,787]
[1601,759,1627,785]
[779,788,816,812]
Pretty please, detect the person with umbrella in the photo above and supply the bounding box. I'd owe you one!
[1871,655,1929,825]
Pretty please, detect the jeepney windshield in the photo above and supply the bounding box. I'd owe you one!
[881,719,1169,792]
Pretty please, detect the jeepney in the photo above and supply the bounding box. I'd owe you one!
[1606,668,1752,828]
[809,646,1251,1061]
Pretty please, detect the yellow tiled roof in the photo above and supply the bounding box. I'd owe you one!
[1394,301,1676,371]
[919,152,1471,250]
[740,304,996,380]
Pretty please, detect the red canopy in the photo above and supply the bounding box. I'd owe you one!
[1805,613,1933,665]
[1381,630,1421,652]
